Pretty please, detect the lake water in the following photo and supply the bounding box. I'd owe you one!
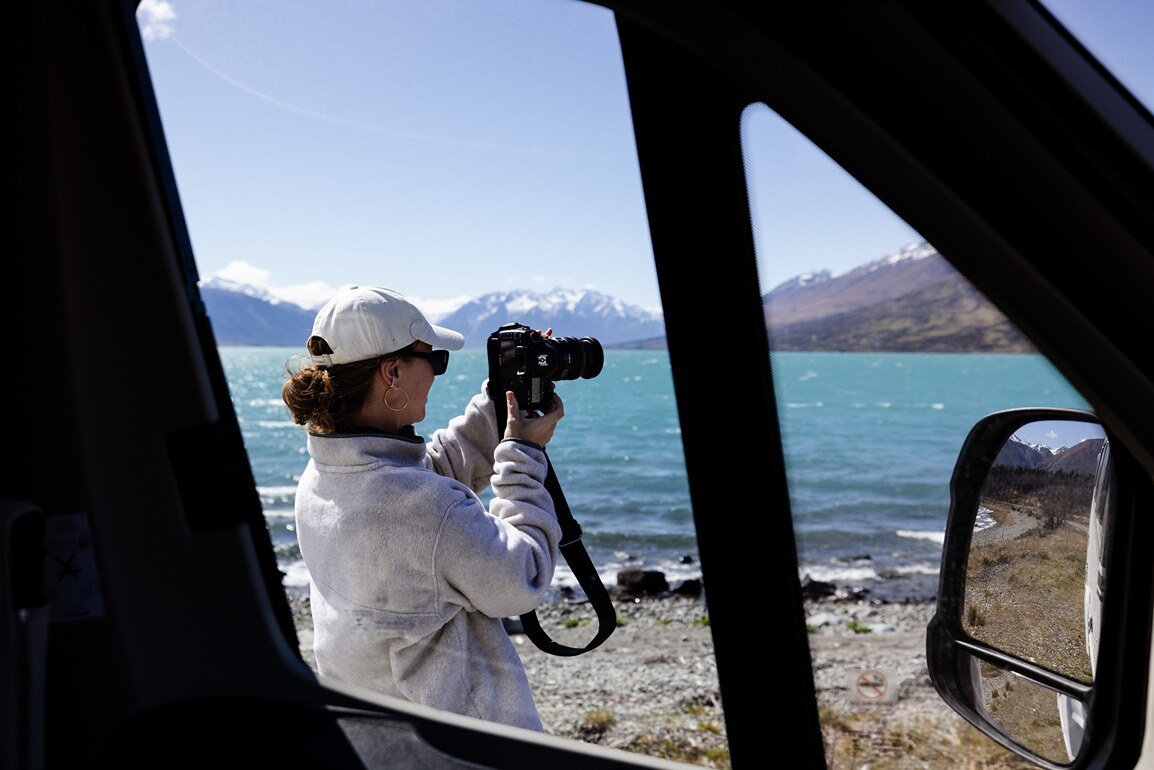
[221,347,1090,603]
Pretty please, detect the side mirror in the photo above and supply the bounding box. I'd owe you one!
[928,408,1111,766]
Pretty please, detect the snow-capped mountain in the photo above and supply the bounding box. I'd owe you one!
[436,288,665,348]
[199,239,1034,353]
[763,241,954,327]
[200,277,316,347]
[761,240,1035,353]
[996,434,1061,468]
[199,282,664,349]
[201,275,285,304]
[766,242,940,298]
[995,433,1105,476]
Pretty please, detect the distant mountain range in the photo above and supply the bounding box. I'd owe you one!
[756,241,1034,353]
[199,277,316,347]
[198,279,665,349]
[995,434,1105,477]
[435,289,664,349]
[200,241,1035,353]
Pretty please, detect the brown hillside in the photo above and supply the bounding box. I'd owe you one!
[612,245,1038,353]
[765,250,959,326]
[767,271,1036,353]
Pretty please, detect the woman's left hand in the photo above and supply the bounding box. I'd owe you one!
[505,390,564,447]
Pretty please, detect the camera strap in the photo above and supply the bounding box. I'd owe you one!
[516,456,617,656]
[491,390,617,656]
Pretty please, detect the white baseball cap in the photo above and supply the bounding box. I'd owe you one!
[308,286,464,366]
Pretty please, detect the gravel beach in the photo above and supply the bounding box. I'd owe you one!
[288,592,1011,768]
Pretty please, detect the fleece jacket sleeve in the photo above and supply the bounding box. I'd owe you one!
[424,383,501,493]
[436,438,562,619]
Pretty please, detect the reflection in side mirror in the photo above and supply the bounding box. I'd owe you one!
[973,657,1078,763]
[928,409,1111,766]
[963,420,1106,684]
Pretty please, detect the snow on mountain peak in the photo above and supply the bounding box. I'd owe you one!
[463,287,658,321]
[881,240,937,265]
[200,275,282,305]
[1008,433,1061,456]
[852,241,936,277]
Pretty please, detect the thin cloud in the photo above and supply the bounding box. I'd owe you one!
[215,260,271,288]
[208,260,341,310]
[205,260,470,319]
[165,38,560,155]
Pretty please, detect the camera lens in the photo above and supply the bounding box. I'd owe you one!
[550,336,604,381]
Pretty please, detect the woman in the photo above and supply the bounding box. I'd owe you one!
[282,285,564,731]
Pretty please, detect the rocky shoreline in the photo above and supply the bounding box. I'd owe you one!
[288,587,973,768]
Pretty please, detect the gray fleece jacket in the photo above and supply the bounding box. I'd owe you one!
[294,387,562,731]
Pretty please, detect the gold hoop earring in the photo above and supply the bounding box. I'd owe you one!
[384,384,410,412]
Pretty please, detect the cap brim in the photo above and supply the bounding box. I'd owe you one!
[413,319,465,351]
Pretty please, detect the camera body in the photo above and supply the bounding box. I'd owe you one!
[487,322,604,411]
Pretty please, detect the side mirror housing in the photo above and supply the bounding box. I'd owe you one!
[928,408,1111,766]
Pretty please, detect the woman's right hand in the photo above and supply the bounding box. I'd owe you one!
[504,390,564,447]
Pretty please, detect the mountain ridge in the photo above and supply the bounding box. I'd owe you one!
[995,434,1105,477]
[200,242,1034,353]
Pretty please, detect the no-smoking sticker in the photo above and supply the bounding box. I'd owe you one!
[44,512,106,622]
[849,669,897,703]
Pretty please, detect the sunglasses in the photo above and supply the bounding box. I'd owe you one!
[405,349,450,376]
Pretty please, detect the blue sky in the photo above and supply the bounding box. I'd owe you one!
[1012,419,1106,451]
[136,0,1152,319]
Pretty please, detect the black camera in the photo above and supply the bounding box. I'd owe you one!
[487,322,604,411]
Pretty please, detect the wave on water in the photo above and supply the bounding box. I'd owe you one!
[281,560,312,589]
[260,485,299,498]
[975,506,996,531]
[799,563,880,583]
[259,486,299,509]
[276,552,705,599]
[243,398,288,408]
[897,528,945,545]
[797,546,942,603]
[888,562,939,577]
